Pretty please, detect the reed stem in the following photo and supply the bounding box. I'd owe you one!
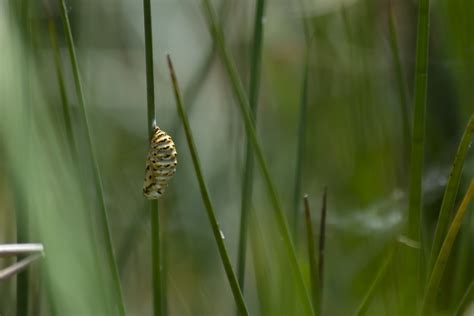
[167,55,249,316]
[388,1,410,161]
[236,0,266,297]
[58,0,125,314]
[304,195,320,314]
[428,115,474,273]
[201,2,314,314]
[142,0,164,315]
[421,181,474,315]
[318,187,327,305]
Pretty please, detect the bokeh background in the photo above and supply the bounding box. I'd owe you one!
[0,0,473,315]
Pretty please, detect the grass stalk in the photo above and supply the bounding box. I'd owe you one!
[450,215,472,309]
[428,115,474,272]
[292,41,311,237]
[150,206,163,316]
[318,187,327,306]
[167,55,249,316]
[47,18,77,159]
[355,246,396,316]
[303,195,320,315]
[454,280,474,315]
[421,180,474,315]
[292,0,312,238]
[249,210,274,316]
[388,1,410,160]
[407,0,430,241]
[16,1,31,314]
[403,0,431,310]
[201,2,314,314]
[236,0,266,297]
[57,0,125,314]
[116,3,232,277]
[142,1,164,315]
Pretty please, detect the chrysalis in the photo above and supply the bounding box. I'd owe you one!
[143,121,177,199]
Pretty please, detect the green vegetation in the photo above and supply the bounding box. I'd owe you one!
[0,0,473,315]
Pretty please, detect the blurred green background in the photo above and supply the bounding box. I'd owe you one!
[0,0,473,315]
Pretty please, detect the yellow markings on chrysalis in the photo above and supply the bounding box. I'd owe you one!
[143,123,177,199]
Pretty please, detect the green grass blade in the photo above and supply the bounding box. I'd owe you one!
[355,246,396,316]
[428,115,474,272]
[143,0,157,138]
[200,2,314,315]
[291,42,311,237]
[57,1,126,314]
[403,0,431,309]
[142,1,164,315]
[318,187,327,307]
[47,19,77,159]
[16,1,31,315]
[236,0,266,296]
[247,0,265,113]
[454,280,474,316]
[421,181,474,315]
[292,0,314,240]
[407,0,430,241]
[388,1,410,161]
[150,207,163,316]
[167,55,249,316]
[304,195,320,315]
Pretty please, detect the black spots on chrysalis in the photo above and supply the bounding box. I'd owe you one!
[143,125,178,199]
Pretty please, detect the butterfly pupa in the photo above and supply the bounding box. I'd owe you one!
[143,121,177,199]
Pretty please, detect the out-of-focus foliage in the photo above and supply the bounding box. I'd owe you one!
[0,0,473,315]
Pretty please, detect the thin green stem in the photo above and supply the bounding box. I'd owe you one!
[150,203,163,316]
[292,41,311,238]
[304,195,320,315]
[115,2,233,277]
[236,0,266,297]
[428,115,474,273]
[404,0,431,310]
[421,181,474,315]
[247,0,265,112]
[318,187,327,306]
[454,280,474,316]
[450,215,472,309]
[388,1,410,161]
[291,0,314,244]
[143,0,156,138]
[17,1,31,314]
[292,0,313,239]
[167,55,249,316]
[47,19,77,159]
[142,1,164,315]
[201,2,314,315]
[408,0,430,241]
[408,0,430,237]
[57,0,125,314]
